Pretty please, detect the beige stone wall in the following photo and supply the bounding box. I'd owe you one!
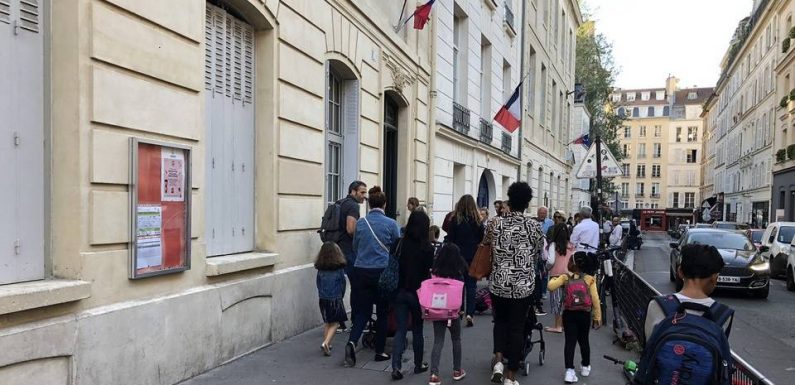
[1,0,433,382]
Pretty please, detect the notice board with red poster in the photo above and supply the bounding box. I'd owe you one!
[129,139,192,279]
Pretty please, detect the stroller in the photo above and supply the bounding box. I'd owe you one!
[519,307,546,375]
[362,305,408,349]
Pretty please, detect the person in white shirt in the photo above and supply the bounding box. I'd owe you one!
[609,216,623,247]
[571,206,600,253]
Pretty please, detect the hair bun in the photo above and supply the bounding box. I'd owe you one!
[368,186,382,194]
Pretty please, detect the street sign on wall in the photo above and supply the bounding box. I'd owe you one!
[575,144,623,179]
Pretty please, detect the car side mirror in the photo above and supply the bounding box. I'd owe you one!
[759,245,770,253]
[669,242,679,249]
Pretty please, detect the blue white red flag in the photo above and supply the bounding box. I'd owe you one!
[494,82,522,133]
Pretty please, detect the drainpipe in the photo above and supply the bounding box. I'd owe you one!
[427,4,438,222]
[517,0,526,183]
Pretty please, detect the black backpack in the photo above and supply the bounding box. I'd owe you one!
[635,295,734,385]
[318,199,344,243]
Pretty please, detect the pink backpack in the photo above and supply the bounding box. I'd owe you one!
[562,274,593,312]
[417,276,464,322]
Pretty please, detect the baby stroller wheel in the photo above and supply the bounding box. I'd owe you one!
[362,332,375,349]
[524,361,530,376]
[539,348,545,366]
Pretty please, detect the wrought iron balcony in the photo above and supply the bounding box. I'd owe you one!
[635,193,645,198]
[453,102,470,135]
[651,193,660,199]
[620,193,630,199]
[479,118,493,144]
[501,132,512,154]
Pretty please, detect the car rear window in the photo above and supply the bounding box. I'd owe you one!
[751,231,763,243]
[778,226,795,243]
[687,232,754,251]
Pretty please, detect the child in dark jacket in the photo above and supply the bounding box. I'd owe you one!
[315,242,348,356]
[428,243,469,385]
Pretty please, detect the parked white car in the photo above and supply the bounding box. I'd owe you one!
[760,222,795,277]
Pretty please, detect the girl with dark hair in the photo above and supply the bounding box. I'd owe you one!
[428,243,469,385]
[444,194,484,327]
[390,211,434,380]
[484,182,544,385]
[545,223,574,334]
[315,242,348,356]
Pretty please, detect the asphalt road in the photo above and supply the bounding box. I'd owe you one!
[634,232,795,385]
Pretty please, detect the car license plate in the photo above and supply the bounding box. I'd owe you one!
[717,276,740,283]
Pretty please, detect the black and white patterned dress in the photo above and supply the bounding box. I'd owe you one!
[485,212,544,299]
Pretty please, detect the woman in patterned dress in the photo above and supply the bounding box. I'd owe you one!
[482,182,544,385]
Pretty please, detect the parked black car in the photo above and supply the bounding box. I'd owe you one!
[669,229,770,299]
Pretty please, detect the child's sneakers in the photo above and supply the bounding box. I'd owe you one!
[502,379,519,385]
[490,362,504,383]
[564,368,578,383]
[428,374,441,385]
[580,365,591,377]
[452,369,466,381]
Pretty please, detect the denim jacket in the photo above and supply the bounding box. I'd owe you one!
[352,209,401,269]
[316,268,346,300]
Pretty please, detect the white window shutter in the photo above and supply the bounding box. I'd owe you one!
[342,79,360,189]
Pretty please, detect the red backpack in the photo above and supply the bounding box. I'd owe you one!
[562,274,592,311]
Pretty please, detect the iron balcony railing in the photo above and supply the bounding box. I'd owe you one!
[501,132,512,154]
[479,118,493,144]
[453,102,470,135]
[635,193,645,198]
[504,2,515,32]
[651,193,660,198]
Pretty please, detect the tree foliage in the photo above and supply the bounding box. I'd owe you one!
[575,17,625,196]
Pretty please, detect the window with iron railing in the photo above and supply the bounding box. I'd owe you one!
[501,132,512,154]
[453,102,470,135]
[480,118,493,144]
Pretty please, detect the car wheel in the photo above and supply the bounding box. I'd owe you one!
[771,254,784,277]
[786,266,795,292]
[752,284,770,299]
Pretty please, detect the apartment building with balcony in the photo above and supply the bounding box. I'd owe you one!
[708,0,777,226]
[610,77,710,226]
[431,0,522,224]
[772,0,795,221]
[521,0,582,215]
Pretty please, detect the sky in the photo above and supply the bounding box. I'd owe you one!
[586,0,754,90]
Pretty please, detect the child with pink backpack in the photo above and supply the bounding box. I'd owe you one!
[418,243,468,385]
[547,252,602,384]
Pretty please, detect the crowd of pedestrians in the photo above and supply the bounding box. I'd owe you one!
[312,180,736,385]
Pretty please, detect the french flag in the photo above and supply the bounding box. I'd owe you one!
[412,0,436,30]
[494,82,522,133]
[571,134,591,148]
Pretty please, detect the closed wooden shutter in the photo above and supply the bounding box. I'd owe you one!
[0,0,44,284]
[204,4,255,256]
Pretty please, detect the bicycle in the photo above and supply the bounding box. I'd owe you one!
[603,355,637,384]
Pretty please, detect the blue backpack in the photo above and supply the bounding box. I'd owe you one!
[635,295,734,385]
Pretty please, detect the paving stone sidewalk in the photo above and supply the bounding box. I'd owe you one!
[180,305,639,385]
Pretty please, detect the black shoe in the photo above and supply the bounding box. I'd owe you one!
[344,341,356,367]
[374,353,391,362]
[535,307,547,316]
[414,363,429,374]
[391,369,404,380]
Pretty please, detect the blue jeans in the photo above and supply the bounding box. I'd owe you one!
[391,289,424,370]
[348,267,388,354]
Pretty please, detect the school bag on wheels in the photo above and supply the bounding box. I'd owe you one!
[417,276,464,325]
[634,295,734,385]
[318,199,344,242]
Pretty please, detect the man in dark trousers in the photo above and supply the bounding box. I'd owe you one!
[336,181,367,332]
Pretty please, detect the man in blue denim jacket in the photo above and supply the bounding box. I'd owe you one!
[344,186,401,367]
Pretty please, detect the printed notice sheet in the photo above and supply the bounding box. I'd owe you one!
[136,205,163,268]
[161,148,185,202]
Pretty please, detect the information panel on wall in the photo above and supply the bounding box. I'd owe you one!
[129,139,192,279]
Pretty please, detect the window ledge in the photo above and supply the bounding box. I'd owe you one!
[0,279,91,316]
[205,252,278,276]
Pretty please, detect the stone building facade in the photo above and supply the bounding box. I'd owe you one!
[0,0,434,383]
[772,0,795,222]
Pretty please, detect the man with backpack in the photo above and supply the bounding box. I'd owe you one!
[636,244,734,385]
[319,181,367,332]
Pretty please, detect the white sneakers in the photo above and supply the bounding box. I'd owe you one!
[564,368,579,383]
[502,379,519,385]
[581,365,591,377]
[490,362,504,383]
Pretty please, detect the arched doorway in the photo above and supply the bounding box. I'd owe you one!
[477,169,495,210]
